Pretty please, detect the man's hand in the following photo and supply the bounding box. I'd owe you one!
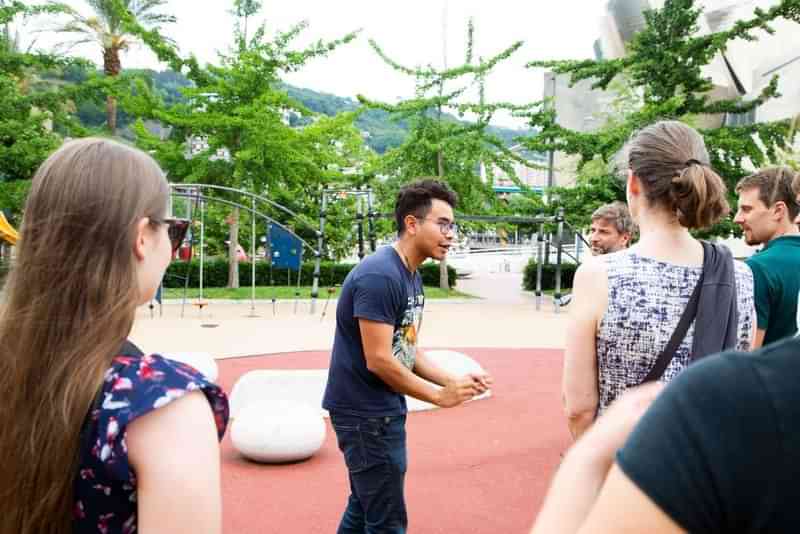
[434,373,493,408]
[469,372,493,392]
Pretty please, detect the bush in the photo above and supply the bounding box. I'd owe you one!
[164,258,457,289]
[522,259,577,291]
[419,262,457,288]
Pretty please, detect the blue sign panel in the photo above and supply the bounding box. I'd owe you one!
[268,223,303,271]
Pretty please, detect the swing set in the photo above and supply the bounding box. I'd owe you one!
[157,184,326,319]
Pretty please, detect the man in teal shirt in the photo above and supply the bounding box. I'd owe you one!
[734,167,800,348]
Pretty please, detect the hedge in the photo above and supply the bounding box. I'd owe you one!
[164,258,457,289]
[522,259,577,291]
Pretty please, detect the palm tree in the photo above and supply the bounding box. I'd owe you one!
[51,0,174,134]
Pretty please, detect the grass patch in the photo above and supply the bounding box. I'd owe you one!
[162,285,476,300]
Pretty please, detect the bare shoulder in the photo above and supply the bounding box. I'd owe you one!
[127,390,218,469]
[570,255,610,322]
[573,254,609,288]
[126,392,223,533]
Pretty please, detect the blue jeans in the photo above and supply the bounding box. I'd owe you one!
[329,412,408,534]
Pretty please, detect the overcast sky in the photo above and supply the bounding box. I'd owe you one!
[30,1,610,128]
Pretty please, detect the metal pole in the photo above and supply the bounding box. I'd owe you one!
[547,72,556,189]
[199,198,205,319]
[367,188,377,253]
[180,187,199,319]
[248,196,258,317]
[311,191,326,314]
[554,209,564,314]
[356,193,365,261]
[535,221,544,311]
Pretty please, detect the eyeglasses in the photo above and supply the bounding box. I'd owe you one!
[416,217,456,235]
[150,217,190,253]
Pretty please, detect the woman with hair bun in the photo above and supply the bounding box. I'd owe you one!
[561,120,755,439]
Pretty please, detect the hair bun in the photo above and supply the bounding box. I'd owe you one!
[669,165,729,229]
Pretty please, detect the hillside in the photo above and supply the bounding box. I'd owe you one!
[283,84,534,154]
[66,68,533,153]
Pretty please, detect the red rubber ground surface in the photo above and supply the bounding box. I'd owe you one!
[216,348,569,534]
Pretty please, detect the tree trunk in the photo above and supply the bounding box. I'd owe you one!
[437,148,449,291]
[227,207,240,289]
[103,46,121,135]
[106,95,117,134]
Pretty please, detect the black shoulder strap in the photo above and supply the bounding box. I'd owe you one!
[641,271,704,383]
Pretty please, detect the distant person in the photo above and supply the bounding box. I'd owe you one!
[0,139,228,533]
[734,166,800,347]
[562,120,755,440]
[322,179,492,533]
[588,201,635,255]
[558,202,634,306]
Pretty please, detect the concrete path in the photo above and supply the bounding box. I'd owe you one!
[130,295,567,359]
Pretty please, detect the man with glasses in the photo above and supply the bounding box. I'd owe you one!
[734,167,800,348]
[322,178,492,533]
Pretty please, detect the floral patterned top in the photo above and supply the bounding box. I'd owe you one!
[596,250,755,415]
[72,351,229,534]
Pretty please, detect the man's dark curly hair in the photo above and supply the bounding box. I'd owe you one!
[394,178,458,235]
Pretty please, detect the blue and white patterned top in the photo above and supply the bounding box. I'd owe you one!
[72,353,229,534]
[596,250,755,414]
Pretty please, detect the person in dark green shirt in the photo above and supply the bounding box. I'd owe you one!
[734,166,800,347]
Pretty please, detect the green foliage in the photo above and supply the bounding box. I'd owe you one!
[0,0,88,218]
[522,260,577,291]
[361,21,538,213]
[521,0,800,237]
[48,0,176,133]
[0,75,61,181]
[163,258,456,288]
[0,178,30,219]
[770,113,799,171]
[283,84,533,155]
[116,8,372,267]
[547,157,625,230]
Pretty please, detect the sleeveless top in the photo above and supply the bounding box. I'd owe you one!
[72,353,229,533]
[596,250,755,414]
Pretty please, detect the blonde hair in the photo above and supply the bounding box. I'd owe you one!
[0,138,169,534]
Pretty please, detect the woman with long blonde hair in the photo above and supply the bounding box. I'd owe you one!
[0,138,228,534]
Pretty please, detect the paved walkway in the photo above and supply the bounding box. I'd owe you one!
[131,297,567,358]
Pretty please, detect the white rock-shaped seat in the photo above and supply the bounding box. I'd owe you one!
[229,369,329,419]
[228,351,490,421]
[162,351,218,382]
[231,400,326,463]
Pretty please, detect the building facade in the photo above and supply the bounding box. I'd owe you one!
[546,0,799,184]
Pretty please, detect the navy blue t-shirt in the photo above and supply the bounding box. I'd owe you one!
[322,245,425,417]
